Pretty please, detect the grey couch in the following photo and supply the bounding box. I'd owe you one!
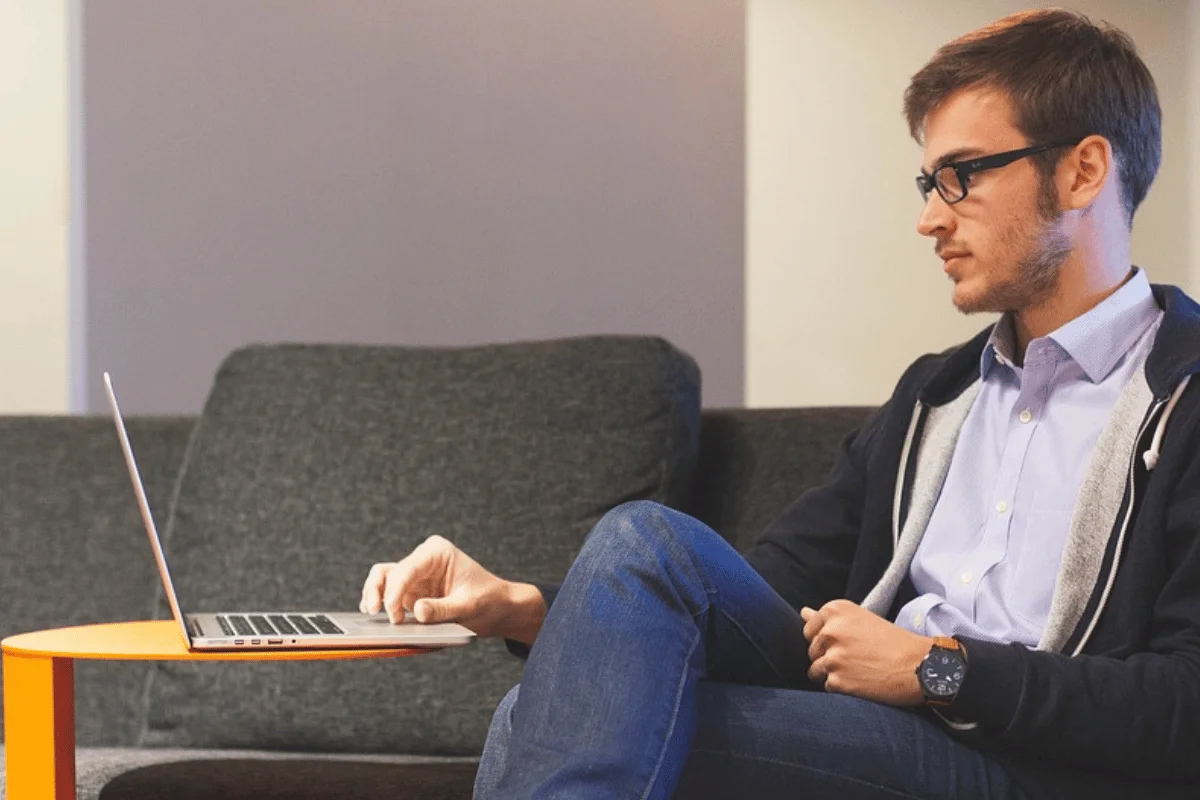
[0,337,871,800]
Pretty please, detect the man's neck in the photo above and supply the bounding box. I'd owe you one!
[1011,263,1135,362]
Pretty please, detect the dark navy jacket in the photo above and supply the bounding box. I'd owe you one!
[745,285,1200,799]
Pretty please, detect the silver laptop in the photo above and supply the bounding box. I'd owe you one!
[104,372,475,651]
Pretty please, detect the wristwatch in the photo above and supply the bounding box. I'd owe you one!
[916,636,968,707]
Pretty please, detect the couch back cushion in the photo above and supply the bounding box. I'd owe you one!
[141,337,700,755]
[690,407,876,552]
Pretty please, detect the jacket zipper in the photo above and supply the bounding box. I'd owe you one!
[1069,397,1166,656]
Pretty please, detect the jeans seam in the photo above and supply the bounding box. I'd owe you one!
[712,604,797,685]
[640,627,702,800]
[689,748,931,800]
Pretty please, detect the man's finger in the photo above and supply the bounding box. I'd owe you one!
[360,562,393,614]
[807,654,828,685]
[414,590,475,624]
[381,534,449,614]
[400,581,435,617]
[801,607,825,642]
[808,630,832,665]
[821,598,853,616]
[363,535,453,619]
[382,561,422,623]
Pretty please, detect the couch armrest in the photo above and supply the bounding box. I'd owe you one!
[0,415,195,746]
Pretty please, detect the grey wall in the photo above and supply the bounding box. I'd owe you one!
[81,1,745,413]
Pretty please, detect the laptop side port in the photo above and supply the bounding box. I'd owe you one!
[267,639,283,645]
[234,640,245,645]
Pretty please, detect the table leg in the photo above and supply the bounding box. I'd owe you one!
[3,652,75,800]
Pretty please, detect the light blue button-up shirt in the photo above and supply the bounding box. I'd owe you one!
[896,268,1163,647]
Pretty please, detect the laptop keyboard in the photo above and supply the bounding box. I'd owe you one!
[216,613,344,637]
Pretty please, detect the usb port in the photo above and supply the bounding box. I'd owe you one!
[251,639,261,645]
[234,639,245,645]
[267,639,283,645]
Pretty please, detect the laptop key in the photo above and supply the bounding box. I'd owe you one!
[229,615,255,636]
[268,615,297,635]
[288,615,319,635]
[248,615,277,636]
[310,615,344,635]
[217,616,235,636]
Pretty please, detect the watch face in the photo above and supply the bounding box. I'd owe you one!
[921,649,966,698]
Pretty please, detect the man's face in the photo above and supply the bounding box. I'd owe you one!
[917,87,1071,315]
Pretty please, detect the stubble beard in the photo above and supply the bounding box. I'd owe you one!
[953,179,1072,315]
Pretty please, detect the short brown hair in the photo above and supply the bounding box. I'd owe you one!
[904,9,1161,223]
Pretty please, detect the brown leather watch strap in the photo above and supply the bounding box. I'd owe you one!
[932,635,962,655]
[938,635,968,662]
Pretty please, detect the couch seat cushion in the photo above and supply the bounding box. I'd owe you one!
[142,337,700,755]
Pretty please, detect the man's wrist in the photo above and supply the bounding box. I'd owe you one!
[503,581,547,646]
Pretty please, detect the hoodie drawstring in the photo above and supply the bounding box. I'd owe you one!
[1143,375,1192,471]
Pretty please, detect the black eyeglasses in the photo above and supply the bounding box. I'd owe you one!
[916,139,1083,204]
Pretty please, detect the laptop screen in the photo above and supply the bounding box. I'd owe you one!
[103,372,192,647]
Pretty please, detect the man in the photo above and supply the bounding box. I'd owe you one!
[361,9,1200,799]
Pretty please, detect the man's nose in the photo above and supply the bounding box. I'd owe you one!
[916,192,955,238]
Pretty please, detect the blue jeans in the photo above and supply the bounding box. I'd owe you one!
[474,501,1027,799]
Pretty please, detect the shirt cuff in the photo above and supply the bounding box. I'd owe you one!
[894,592,945,635]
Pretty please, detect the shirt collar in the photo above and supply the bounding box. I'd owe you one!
[980,267,1160,383]
[980,316,1017,380]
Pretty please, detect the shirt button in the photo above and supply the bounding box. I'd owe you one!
[913,612,924,628]
[960,571,974,584]
[996,500,1009,514]
[1019,409,1032,423]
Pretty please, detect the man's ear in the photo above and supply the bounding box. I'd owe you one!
[1060,134,1113,212]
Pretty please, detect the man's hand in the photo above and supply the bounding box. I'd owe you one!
[801,599,934,707]
[359,535,546,645]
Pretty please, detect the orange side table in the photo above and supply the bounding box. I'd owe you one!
[2,621,424,800]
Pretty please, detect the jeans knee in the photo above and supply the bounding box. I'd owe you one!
[588,500,669,551]
[598,499,670,531]
[583,500,720,568]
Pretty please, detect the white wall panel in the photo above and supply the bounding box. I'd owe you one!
[747,0,1196,408]
[0,0,69,413]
